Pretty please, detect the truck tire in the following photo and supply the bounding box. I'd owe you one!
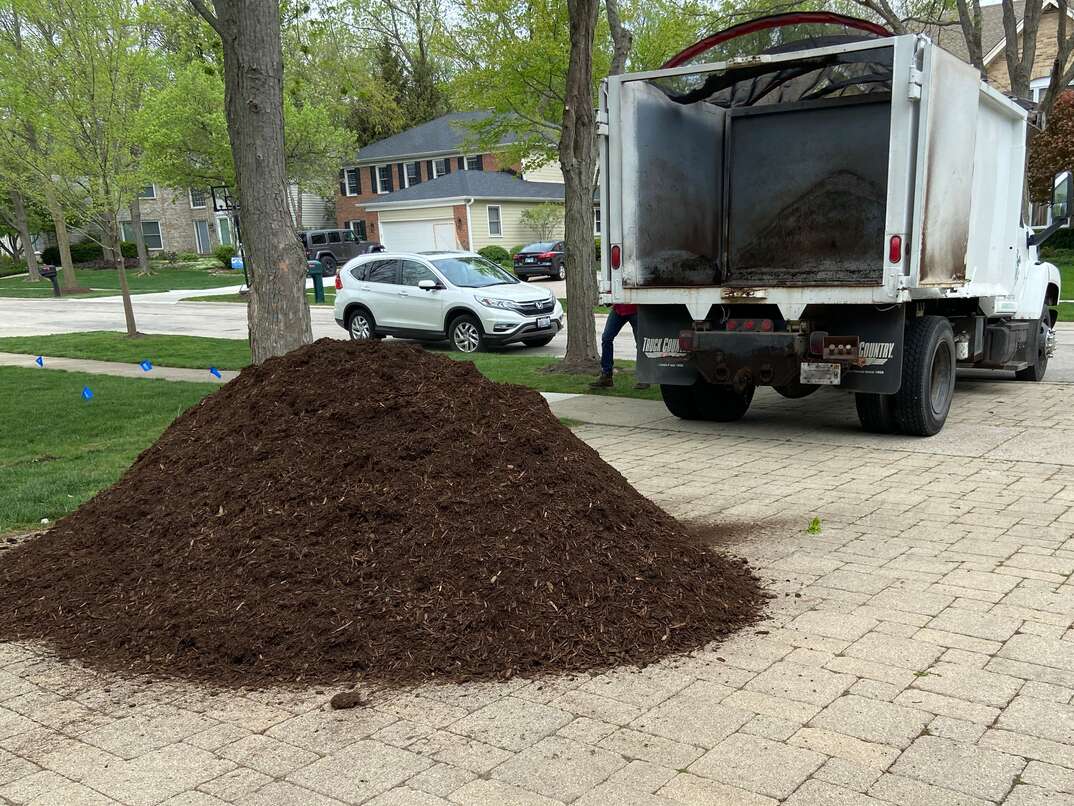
[855,393,899,434]
[660,379,754,422]
[895,315,956,436]
[774,381,819,399]
[1014,306,1051,382]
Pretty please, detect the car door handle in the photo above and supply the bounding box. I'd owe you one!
[398,290,411,297]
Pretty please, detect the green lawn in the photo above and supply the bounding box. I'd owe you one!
[558,297,611,315]
[0,367,217,532]
[0,263,240,298]
[1042,248,1074,321]
[0,331,654,398]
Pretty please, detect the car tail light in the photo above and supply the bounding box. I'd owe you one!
[888,235,902,263]
[538,251,555,259]
[726,318,774,332]
[334,273,342,290]
[610,244,621,269]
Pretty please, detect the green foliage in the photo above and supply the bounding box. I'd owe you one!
[478,245,510,265]
[178,252,200,262]
[120,241,137,259]
[40,246,60,266]
[509,244,524,257]
[213,244,237,269]
[0,260,27,277]
[519,203,563,241]
[806,517,822,535]
[594,236,601,260]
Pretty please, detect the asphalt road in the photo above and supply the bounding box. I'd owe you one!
[3,291,1074,383]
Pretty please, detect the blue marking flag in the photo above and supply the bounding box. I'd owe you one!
[209,366,222,379]
[81,386,94,400]
[34,356,43,367]
[140,359,153,372]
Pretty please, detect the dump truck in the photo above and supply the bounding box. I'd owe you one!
[598,12,1069,435]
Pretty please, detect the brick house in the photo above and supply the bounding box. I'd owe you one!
[337,111,569,252]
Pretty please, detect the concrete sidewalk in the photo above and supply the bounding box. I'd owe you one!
[0,352,238,383]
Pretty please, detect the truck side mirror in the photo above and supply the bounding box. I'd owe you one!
[1052,172,1071,222]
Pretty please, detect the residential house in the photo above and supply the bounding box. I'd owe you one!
[337,111,569,251]
[117,183,333,255]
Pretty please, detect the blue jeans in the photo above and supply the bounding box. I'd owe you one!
[601,310,639,375]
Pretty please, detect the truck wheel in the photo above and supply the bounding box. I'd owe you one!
[660,383,700,419]
[855,393,899,433]
[1015,306,1051,382]
[895,315,956,436]
[695,379,754,422]
[774,381,819,399]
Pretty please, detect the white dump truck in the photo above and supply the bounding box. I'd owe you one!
[598,13,1069,435]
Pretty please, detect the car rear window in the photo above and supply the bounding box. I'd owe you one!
[520,242,556,253]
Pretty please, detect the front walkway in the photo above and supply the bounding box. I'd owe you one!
[2,381,1074,805]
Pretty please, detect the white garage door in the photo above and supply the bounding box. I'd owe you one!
[379,219,458,252]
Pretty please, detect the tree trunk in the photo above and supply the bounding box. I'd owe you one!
[10,190,40,281]
[292,184,303,230]
[129,196,152,275]
[190,0,311,364]
[43,183,79,290]
[106,214,139,337]
[605,0,632,77]
[558,0,601,371]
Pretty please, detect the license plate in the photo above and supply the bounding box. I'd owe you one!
[800,362,841,385]
[536,316,551,329]
[525,257,535,263]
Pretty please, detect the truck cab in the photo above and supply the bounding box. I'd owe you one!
[599,13,1064,435]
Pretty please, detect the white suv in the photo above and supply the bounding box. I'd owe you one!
[333,251,564,352]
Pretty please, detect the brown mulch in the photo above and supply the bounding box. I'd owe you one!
[0,339,764,689]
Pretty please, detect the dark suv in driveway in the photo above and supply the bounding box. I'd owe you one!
[299,229,383,275]
[513,241,565,280]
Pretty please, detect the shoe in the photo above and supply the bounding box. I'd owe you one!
[589,372,614,388]
[633,382,650,390]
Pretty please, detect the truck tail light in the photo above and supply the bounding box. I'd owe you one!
[888,235,902,263]
[334,273,343,290]
[726,318,774,332]
[610,244,621,269]
[678,330,696,351]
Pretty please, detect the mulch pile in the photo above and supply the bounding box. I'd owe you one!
[0,339,763,688]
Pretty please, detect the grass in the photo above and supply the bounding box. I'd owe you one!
[0,366,217,533]
[0,263,240,298]
[0,331,658,399]
[558,297,610,315]
[1042,247,1074,321]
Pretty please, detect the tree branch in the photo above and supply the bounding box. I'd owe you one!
[186,0,224,39]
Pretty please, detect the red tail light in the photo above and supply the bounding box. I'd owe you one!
[334,273,342,290]
[888,235,902,263]
[726,318,775,333]
[538,251,555,259]
[610,245,621,269]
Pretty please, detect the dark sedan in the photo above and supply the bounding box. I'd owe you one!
[513,241,565,280]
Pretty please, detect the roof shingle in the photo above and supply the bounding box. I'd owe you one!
[364,171,565,206]
[355,112,515,163]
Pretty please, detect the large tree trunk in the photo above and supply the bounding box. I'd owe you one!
[10,190,40,281]
[106,214,139,337]
[558,0,601,371]
[43,184,79,290]
[129,196,152,276]
[190,0,311,364]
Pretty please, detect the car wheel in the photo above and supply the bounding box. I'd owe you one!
[521,335,555,348]
[1015,305,1052,381]
[556,262,566,281]
[320,255,337,275]
[347,308,375,341]
[449,315,484,353]
[895,315,956,436]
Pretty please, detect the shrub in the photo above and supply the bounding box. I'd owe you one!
[120,241,137,258]
[594,237,601,260]
[213,244,237,269]
[1043,229,1074,251]
[70,241,104,263]
[509,244,524,257]
[478,245,510,266]
[40,246,60,265]
[0,260,27,278]
[178,251,201,261]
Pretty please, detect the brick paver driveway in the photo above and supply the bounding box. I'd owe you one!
[3,379,1074,805]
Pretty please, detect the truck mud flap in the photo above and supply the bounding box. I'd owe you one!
[636,305,698,385]
[834,304,904,394]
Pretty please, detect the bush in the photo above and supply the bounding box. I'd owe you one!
[120,241,137,258]
[178,252,201,261]
[213,244,237,269]
[1042,228,1074,251]
[0,260,27,278]
[594,237,601,260]
[509,244,524,257]
[40,246,60,265]
[478,245,510,265]
[70,241,104,263]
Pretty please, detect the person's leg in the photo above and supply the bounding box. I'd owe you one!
[626,313,649,389]
[593,309,627,385]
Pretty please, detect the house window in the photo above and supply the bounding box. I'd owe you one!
[189,189,207,209]
[138,184,156,199]
[405,162,420,187]
[432,158,450,178]
[487,205,502,237]
[344,168,360,195]
[348,219,368,240]
[465,155,482,171]
[121,220,163,250]
[376,165,392,194]
[594,205,601,236]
